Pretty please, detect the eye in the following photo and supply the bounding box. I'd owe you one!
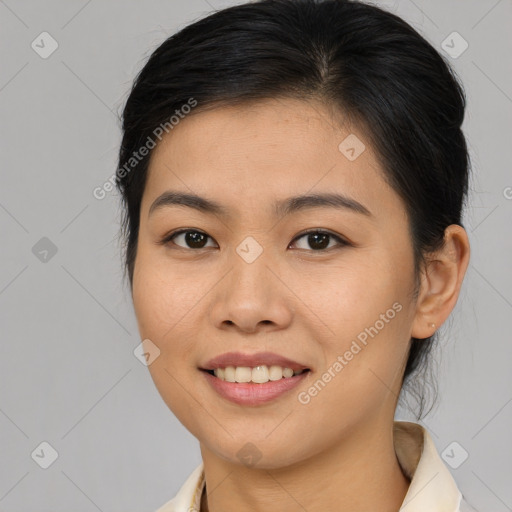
[289,230,349,251]
[162,229,217,250]
[161,228,349,252]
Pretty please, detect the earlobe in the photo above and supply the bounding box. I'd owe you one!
[411,225,470,340]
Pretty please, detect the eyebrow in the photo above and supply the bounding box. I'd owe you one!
[148,190,372,219]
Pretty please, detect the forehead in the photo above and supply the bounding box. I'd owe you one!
[143,97,400,221]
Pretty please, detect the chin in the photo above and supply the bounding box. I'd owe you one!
[200,432,315,471]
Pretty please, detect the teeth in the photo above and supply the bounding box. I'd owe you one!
[224,366,235,382]
[213,365,305,383]
[234,366,252,383]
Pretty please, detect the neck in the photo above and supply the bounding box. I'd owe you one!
[199,420,410,512]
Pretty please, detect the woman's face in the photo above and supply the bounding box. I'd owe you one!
[132,97,421,468]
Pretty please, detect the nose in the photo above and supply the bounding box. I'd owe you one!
[208,249,294,334]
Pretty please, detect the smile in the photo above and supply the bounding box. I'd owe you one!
[201,367,311,406]
[207,365,308,384]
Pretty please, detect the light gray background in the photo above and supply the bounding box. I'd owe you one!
[1,0,511,510]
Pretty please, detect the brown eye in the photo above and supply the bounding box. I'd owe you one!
[290,230,348,251]
[164,229,217,249]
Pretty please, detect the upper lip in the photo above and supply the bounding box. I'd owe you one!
[200,351,310,372]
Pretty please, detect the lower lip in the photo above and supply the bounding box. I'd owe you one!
[201,370,309,406]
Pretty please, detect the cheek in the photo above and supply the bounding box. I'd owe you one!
[306,257,405,331]
[131,248,219,391]
[132,248,197,337]
[131,252,205,428]
[306,254,413,383]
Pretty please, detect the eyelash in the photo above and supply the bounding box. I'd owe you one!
[159,228,350,252]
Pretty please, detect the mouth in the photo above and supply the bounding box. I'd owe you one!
[200,366,311,406]
[200,351,311,381]
[199,351,311,404]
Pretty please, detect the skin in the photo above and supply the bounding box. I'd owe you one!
[131,97,470,512]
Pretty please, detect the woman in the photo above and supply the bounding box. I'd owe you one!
[115,0,473,510]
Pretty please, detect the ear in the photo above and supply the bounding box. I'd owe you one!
[411,225,470,339]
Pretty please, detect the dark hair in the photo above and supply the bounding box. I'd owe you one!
[115,0,470,418]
